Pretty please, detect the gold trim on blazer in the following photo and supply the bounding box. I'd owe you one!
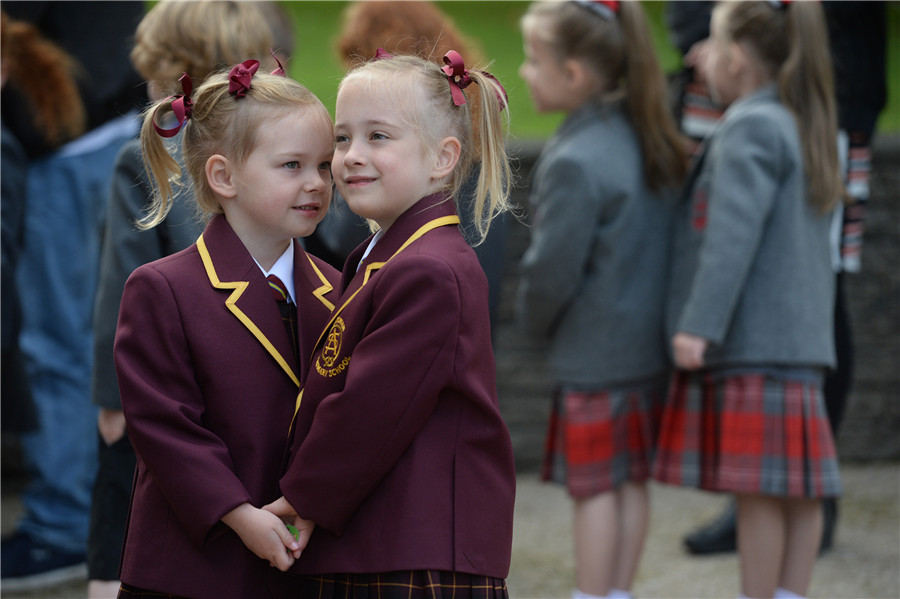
[291,214,461,427]
[197,234,300,388]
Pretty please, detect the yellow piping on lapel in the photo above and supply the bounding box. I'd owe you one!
[291,214,460,431]
[197,234,300,388]
[305,254,335,311]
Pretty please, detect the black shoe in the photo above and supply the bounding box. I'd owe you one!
[683,501,737,555]
[1,531,87,591]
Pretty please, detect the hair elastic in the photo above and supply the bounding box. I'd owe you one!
[573,0,620,21]
[152,72,193,138]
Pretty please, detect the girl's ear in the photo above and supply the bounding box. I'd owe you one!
[206,154,236,199]
[432,136,462,181]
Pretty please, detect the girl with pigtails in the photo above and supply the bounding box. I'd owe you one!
[516,1,687,598]
[653,2,844,598]
[114,63,340,597]
[263,50,516,597]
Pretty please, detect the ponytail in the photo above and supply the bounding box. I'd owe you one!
[138,97,187,230]
[456,68,513,243]
[618,2,688,190]
[779,2,846,211]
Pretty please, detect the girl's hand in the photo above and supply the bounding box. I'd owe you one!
[221,503,300,571]
[673,332,708,370]
[263,496,315,559]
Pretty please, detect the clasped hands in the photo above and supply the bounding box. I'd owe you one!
[221,497,315,572]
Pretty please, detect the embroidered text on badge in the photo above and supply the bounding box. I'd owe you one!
[316,317,351,377]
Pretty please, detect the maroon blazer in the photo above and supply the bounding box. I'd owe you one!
[115,215,339,598]
[280,195,516,578]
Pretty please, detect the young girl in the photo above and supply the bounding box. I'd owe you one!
[264,51,517,597]
[653,3,844,598]
[516,2,687,598]
[113,63,340,597]
[89,3,281,596]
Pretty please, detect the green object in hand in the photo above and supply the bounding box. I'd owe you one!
[286,524,300,541]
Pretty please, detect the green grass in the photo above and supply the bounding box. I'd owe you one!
[276,1,898,139]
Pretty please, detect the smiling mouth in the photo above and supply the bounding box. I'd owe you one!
[345,176,375,186]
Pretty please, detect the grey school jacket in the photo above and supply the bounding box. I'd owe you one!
[667,85,836,368]
[516,101,676,388]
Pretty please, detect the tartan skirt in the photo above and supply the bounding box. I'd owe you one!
[120,571,507,599]
[292,570,508,599]
[652,369,842,498]
[542,377,666,497]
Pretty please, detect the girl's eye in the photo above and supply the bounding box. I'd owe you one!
[284,161,300,169]
[371,132,387,141]
[335,134,349,144]
[319,162,331,172]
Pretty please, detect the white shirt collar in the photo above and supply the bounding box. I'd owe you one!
[357,229,384,272]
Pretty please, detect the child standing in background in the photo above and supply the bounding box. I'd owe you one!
[114,65,339,597]
[516,2,687,598]
[88,2,282,596]
[653,3,844,599]
[264,51,516,598]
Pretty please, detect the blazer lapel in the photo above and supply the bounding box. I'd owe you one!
[196,216,299,387]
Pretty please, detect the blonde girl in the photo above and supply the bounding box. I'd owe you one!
[264,52,516,598]
[516,2,687,598]
[654,2,844,598]
[114,64,339,597]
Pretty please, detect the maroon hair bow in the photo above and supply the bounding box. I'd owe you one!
[575,0,620,20]
[153,72,193,138]
[270,50,287,77]
[441,50,508,112]
[374,48,394,61]
[229,59,260,97]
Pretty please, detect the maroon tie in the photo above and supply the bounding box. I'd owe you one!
[266,275,298,370]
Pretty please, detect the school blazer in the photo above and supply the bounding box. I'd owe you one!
[115,214,339,599]
[280,195,516,578]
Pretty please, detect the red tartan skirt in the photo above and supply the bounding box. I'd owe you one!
[542,377,666,498]
[652,369,842,498]
[291,570,508,599]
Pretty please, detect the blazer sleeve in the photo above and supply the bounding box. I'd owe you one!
[115,265,252,546]
[516,154,605,338]
[677,110,783,343]
[92,141,158,410]
[281,254,462,535]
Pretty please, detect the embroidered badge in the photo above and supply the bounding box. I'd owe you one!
[316,317,351,377]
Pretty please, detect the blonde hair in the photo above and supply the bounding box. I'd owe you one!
[131,0,274,96]
[339,54,512,243]
[521,1,688,191]
[715,1,846,211]
[139,70,331,229]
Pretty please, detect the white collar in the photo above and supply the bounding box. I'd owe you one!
[255,241,296,303]
[357,229,384,272]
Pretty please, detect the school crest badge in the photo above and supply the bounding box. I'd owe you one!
[316,317,351,377]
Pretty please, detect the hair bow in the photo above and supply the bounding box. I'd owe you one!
[574,0,620,20]
[229,59,260,97]
[765,0,792,8]
[153,72,193,138]
[374,48,394,61]
[270,50,287,77]
[441,50,508,112]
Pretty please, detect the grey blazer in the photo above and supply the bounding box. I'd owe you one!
[516,101,675,388]
[92,136,204,410]
[667,85,836,368]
